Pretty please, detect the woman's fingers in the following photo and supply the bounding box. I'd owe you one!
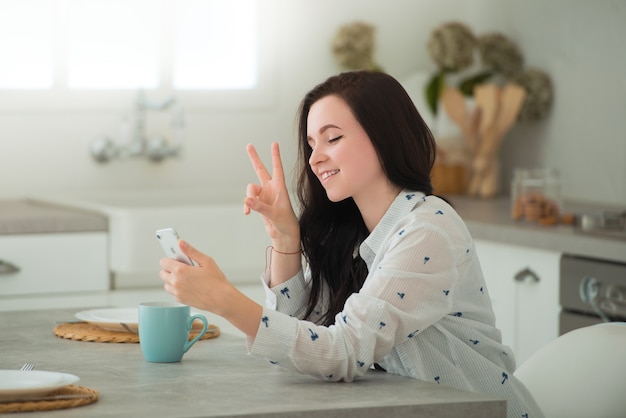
[244,183,261,215]
[247,142,286,185]
[246,183,262,198]
[270,142,285,183]
[246,143,271,183]
[244,142,294,227]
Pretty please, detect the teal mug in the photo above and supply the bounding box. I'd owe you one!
[138,302,208,363]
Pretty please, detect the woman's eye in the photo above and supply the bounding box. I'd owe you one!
[329,135,343,143]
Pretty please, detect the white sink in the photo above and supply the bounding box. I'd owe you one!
[31,189,269,288]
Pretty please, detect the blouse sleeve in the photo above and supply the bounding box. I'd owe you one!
[260,269,309,318]
[248,215,466,382]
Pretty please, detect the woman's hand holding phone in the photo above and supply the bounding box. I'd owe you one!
[156,228,194,266]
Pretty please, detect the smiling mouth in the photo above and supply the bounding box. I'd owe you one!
[321,170,339,181]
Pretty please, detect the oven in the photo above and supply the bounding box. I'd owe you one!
[560,254,626,335]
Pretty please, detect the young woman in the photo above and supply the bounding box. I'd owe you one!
[160,71,544,418]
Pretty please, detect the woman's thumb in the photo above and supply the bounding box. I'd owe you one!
[179,239,203,264]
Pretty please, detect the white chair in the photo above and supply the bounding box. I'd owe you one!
[514,322,626,418]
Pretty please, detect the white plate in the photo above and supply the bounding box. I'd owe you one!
[75,308,138,332]
[0,370,79,401]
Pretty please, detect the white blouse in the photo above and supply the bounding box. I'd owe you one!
[248,191,544,418]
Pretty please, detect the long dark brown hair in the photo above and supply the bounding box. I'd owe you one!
[296,70,436,325]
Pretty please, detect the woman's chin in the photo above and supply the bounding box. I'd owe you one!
[324,190,349,203]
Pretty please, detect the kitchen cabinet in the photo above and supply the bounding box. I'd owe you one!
[0,232,108,296]
[474,239,561,365]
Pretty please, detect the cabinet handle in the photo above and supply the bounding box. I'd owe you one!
[514,267,540,283]
[0,259,20,275]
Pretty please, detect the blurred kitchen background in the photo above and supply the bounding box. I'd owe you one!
[0,0,624,205]
[1,0,625,353]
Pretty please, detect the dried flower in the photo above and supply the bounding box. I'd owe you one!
[427,22,476,71]
[514,68,553,122]
[477,33,524,77]
[424,22,551,122]
[332,22,380,71]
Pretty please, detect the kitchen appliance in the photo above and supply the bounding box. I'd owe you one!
[560,254,626,335]
[577,210,626,241]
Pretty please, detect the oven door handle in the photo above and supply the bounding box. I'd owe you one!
[579,276,611,322]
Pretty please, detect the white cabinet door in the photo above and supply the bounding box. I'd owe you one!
[474,239,560,365]
[0,232,108,296]
[475,240,517,351]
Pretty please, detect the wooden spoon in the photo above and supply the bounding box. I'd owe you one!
[469,83,526,197]
[474,84,500,139]
[479,84,526,197]
[467,84,500,195]
[440,87,480,153]
[482,83,526,155]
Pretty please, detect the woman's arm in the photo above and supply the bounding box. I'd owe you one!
[160,239,264,338]
[161,142,304,339]
[244,142,302,286]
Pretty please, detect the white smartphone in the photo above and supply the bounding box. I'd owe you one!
[156,228,194,265]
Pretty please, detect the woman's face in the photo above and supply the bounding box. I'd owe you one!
[306,95,388,205]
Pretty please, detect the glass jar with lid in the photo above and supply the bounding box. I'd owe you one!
[511,169,561,224]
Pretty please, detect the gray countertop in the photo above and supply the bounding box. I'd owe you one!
[447,195,626,263]
[1,196,623,262]
[0,308,505,418]
[0,200,107,235]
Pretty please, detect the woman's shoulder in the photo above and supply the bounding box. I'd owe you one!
[400,194,469,238]
[369,191,468,252]
[409,194,460,219]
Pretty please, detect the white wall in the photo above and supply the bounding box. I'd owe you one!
[0,0,624,206]
[470,0,626,205]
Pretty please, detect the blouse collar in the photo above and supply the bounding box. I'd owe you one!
[359,190,425,267]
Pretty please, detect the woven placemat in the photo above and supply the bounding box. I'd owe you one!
[53,321,220,343]
[0,385,98,413]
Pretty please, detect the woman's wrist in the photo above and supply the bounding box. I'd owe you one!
[270,246,301,255]
[219,286,263,339]
[270,237,301,254]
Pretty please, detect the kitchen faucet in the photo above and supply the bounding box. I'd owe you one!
[90,90,184,163]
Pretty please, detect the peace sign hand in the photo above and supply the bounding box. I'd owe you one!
[244,142,300,248]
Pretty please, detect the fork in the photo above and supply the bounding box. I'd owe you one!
[20,363,34,371]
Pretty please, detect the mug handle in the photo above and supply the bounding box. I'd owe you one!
[183,314,209,353]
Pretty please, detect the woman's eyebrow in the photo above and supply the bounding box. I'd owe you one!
[318,124,340,134]
[307,124,341,141]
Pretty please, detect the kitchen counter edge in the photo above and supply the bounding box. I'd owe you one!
[448,195,626,263]
[0,200,107,235]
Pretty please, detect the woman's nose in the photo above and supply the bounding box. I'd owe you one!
[308,146,325,166]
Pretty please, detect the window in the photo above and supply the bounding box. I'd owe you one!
[66,0,163,90]
[0,0,272,110]
[0,0,55,89]
[173,0,258,90]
